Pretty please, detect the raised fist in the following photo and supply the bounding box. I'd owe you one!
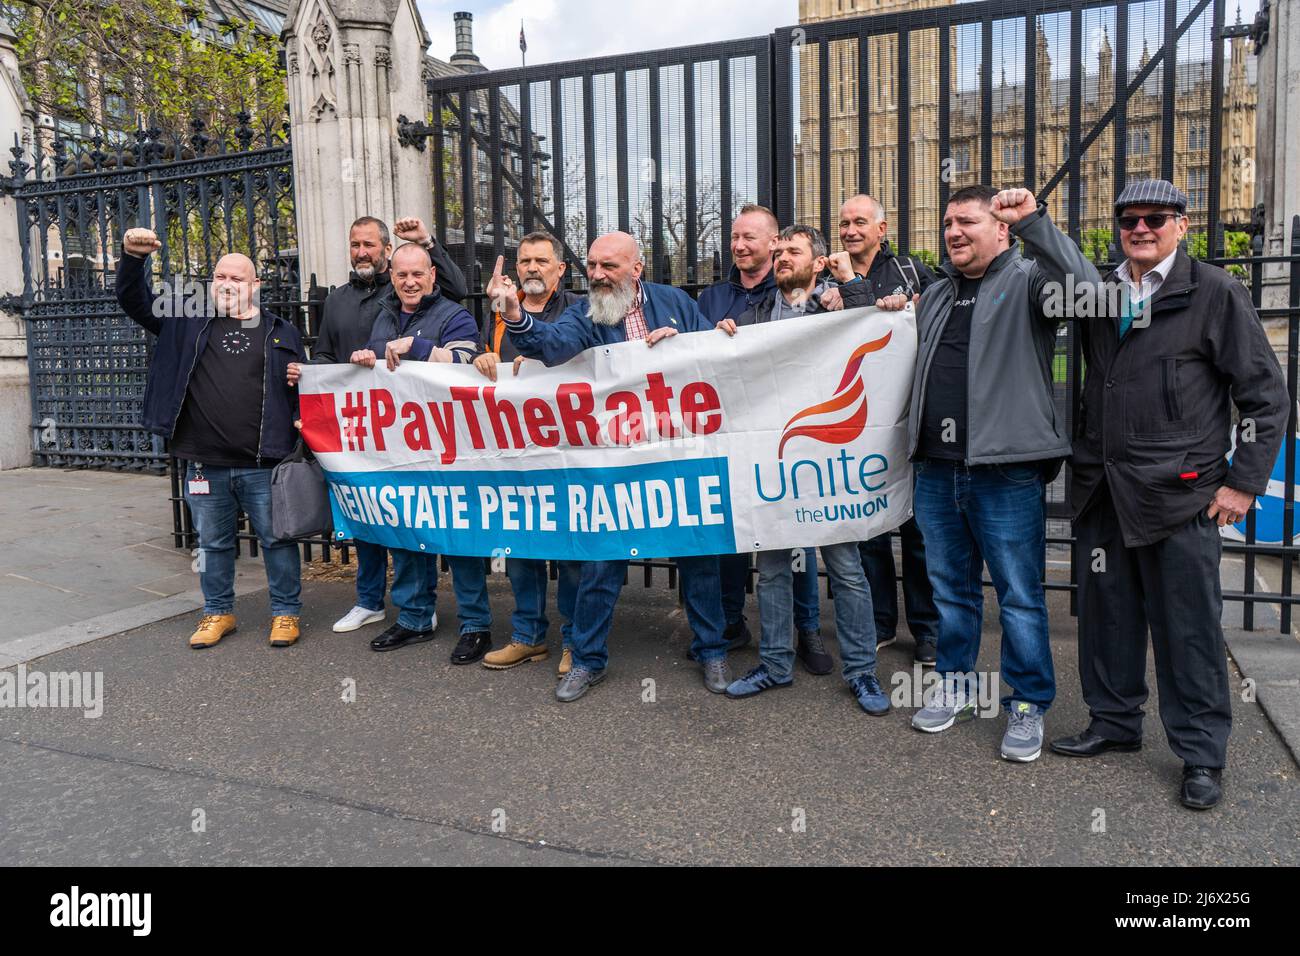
[123,227,161,257]
[394,217,431,246]
[990,188,1038,225]
[827,251,856,282]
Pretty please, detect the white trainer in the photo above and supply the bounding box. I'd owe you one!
[332,605,386,632]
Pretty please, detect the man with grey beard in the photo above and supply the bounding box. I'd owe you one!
[489,231,732,702]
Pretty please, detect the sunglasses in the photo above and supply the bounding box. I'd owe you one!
[1116,212,1180,231]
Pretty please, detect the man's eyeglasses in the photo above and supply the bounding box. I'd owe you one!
[1116,212,1180,231]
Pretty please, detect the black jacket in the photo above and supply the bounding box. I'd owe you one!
[489,286,584,361]
[311,243,466,364]
[839,243,939,307]
[311,270,391,363]
[115,252,304,463]
[1072,249,1288,546]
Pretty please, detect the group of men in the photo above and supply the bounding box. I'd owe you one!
[117,175,1287,811]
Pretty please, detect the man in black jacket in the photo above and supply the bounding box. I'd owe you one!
[116,227,305,650]
[1047,180,1289,811]
[830,194,941,668]
[287,215,464,636]
[475,232,585,677]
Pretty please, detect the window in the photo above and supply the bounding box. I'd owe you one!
[1187,168,1207,208]
[1001,142,1023,167]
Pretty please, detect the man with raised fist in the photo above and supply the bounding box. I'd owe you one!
[115,227,305,650]
[874,184,1095,764]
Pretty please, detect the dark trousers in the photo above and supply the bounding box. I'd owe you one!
[1074,482,1232,768]
[858,517,939,643]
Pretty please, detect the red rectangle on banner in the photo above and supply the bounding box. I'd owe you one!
[298,392,342,453]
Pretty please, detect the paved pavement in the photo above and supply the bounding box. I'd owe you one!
[1,468,1297,865]
[0,469,274,666]
[2,575,1297,866]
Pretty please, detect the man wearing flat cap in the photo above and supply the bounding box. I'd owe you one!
[1049,179,1288,810]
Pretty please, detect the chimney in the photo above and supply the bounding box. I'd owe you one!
[450,11,485,72]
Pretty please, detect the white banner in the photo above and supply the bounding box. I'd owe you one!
[298,304,917,560]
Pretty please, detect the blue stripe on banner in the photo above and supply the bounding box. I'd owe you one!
[324,457,734,561]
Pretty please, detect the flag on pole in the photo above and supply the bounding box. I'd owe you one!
[519,21,527,54]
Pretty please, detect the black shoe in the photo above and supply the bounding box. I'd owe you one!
[724,618,752,652]
[688,618,751,661]
[876,632,897,650]
[369,622,435,652]
[1049,729,1142,758]
[914,639,937,667]
[796,629,834,675]
[1181,766,1222,810]
[451,630,492,665]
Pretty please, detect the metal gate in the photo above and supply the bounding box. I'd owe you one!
[2,116,298,471]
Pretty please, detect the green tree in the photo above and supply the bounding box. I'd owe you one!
[911,248,938,271]
[1082,228,1113,264]
[4,0,286,146]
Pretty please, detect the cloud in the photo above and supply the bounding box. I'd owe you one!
[416,0,798,69]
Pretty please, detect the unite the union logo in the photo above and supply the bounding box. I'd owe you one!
[777,331,893,457]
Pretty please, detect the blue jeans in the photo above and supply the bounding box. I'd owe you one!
[354,540,388,612]
[570,555,725,671]
[858,516,939,642]
[388,550,493,634]
[912,459,1055,711]
[720,549,820,631]
[757,541,876,683]
[506,558,580,647]
[183,462,301,616]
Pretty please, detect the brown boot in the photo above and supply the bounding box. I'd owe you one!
[269,615,301,647]
[557,646,573,677]
[190,614,237,649]
[483,641,549,670]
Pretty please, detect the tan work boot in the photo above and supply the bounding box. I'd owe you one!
[483,641,549,670]
[557,646,573,677]
[190,614,237,649]
[269,615,301,647]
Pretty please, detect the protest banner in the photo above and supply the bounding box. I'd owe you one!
[298,304,917,561]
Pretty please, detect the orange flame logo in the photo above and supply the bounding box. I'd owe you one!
[777,331,893,458]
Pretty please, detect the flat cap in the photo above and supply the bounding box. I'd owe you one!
[1114,179,1188,214]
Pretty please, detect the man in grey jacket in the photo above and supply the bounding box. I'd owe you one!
[877,185,1092,763]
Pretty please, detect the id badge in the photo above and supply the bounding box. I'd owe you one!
[188,465,210,495]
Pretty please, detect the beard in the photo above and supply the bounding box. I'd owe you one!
[352,256,385,281]
[588,277,637,327]
[521,277,546,295]
[776,264,816,296]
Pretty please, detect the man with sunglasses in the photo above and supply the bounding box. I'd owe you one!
[1048,180,1287,811]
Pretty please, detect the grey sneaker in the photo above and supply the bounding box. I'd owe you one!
[1001,701,1044,762]
[911,677,977,733]
[555,665,606,703]
[702,657,731,694]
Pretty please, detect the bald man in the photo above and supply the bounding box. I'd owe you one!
[489,231,732,702]
[116,227,306,650]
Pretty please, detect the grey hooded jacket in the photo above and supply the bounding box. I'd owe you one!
[901,204,1094,466]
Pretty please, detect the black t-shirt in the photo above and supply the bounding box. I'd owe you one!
[170,316,267,467]
[917,275,981,461]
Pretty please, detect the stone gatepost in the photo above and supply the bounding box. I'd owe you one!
[1256,0,1300,311]
[282,0,435,290]
[0,16,33,470]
